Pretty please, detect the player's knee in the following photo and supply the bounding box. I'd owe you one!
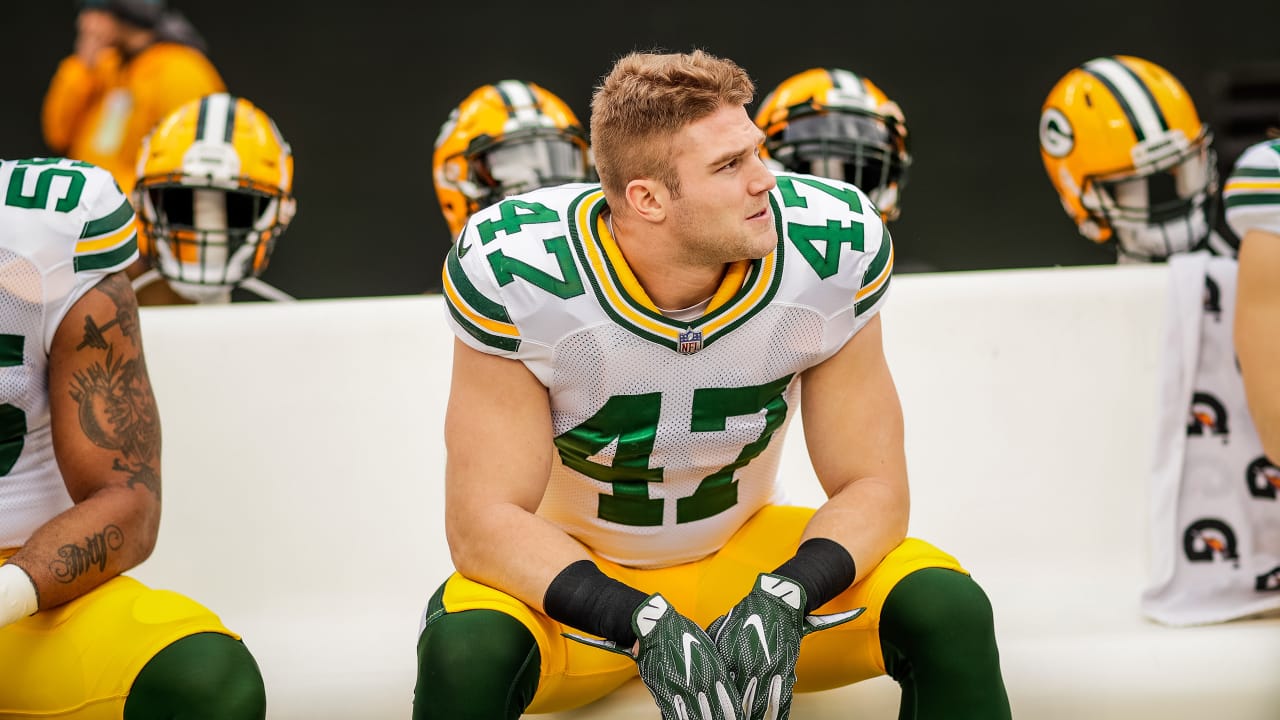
[881,568,998,657]
[415,609,539,720]
[127,633,266,720]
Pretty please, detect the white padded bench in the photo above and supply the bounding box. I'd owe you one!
[129,264,1280,719]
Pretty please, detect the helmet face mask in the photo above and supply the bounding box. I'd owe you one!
[140,180,290,299]
[755,68,911,221]
[469,129,591,208]
[134,94,295,301]
[765,112,907,212]
[1040,55,1216,261]
[434,80,593,238]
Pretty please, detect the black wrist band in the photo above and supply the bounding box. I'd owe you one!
[772,537,857,613]
[543,560,648,647]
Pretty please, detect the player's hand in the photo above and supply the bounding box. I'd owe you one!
[565,593,742,720]
[707,573,865,720]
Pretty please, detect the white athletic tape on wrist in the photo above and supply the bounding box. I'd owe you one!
[0,563,38,629]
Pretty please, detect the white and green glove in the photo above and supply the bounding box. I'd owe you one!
[707,573,865,720]
[566,593,743,720]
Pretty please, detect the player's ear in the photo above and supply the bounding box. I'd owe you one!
[624,179,666,223]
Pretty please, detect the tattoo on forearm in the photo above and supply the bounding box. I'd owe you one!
[48,524,124,583]
[69,274,160,496]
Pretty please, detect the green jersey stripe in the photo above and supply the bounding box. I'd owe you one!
[446,299,520,352]
[1225,193,1280,209]
[73,234,137,272]
[861,225,892,288]
[80,197,134,238]
[855,273,891,316]
[445,245,512,323]
[1229,167,1280,179]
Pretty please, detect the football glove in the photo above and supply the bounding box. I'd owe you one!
[566,592,742,720]
[707,573,865,720]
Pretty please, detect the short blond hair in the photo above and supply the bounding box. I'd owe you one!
[590,49,754,200]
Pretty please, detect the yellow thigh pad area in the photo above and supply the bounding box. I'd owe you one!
[0,568,237,719]
[434,506,966,712]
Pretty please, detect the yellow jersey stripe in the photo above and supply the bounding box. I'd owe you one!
[75,217,137,254]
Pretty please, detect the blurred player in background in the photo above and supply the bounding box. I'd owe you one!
[43,0,224,196]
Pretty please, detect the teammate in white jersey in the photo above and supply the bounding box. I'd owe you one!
[0,158,265,718]
[1227,130,1280,462]
[416,50,1010,720]
[1039,55,1236,263]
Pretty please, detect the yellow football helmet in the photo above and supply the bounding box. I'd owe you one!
[1039,55,1217,261]
[134,93,296,301]
[433,80,592,238]
[755,68,911,221]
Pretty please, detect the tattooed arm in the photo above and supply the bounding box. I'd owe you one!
[6,271,162,610]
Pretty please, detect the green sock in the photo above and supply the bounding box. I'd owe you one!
[414,604,540,720]
[125,632,266,719]
[879,568,1012,720]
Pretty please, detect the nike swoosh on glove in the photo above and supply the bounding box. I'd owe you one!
[565,593,743,720]
[707,573,865,720]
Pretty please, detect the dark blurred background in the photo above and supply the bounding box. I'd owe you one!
[4,0,1278,299]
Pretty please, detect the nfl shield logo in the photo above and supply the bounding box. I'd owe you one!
[677,327,703,355]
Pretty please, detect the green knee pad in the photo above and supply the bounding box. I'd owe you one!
[879,567,1011,720]
[414,604,540,720]
[126,632,266,720]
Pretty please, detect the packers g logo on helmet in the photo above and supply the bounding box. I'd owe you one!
[754,68,911,221]
[134,93,295,302]
[433,80,593,239]
[1038,55,1217,261]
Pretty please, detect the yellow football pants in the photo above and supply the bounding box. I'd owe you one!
[433,505,966,713]
[0,552,236,719]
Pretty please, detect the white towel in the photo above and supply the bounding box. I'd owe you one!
[1141,251,1280,625]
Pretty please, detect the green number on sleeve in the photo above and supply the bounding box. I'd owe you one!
[777,175,867,279]
[476,198,561,244]
[5,165,86,213]
[474,198,586,300]
[486,236,585,299]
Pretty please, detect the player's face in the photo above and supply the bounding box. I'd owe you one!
[666,105,777,265]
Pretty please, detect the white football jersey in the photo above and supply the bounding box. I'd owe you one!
[0,158,140,549]
[1224,138,1280,239]
[443,173,893,568]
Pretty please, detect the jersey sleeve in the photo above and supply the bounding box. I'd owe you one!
[43,165,140,349]
[1224,139,1280,239]
[440,219,523,357]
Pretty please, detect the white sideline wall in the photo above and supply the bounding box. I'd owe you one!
[128,264,1280,720]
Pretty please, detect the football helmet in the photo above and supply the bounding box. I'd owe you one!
[433,79,592,238]
[1039,55,1217,261]
[755,68,911,221]
[133,93,295,302]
